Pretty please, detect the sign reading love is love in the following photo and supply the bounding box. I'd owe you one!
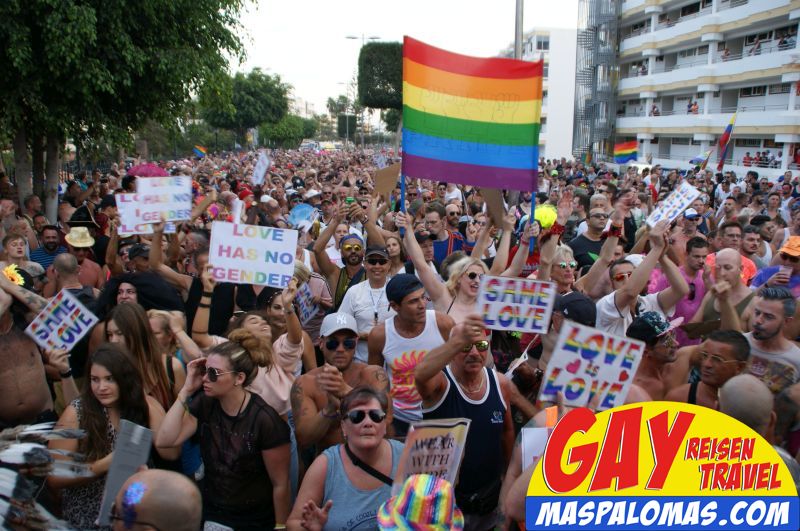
[208,221,298,288]
[478,276,557,334]
[539,322,644,411]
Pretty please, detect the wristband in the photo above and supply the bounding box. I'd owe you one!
[197,302,211,309]
[202,291,213,298]
[549,223,566,236]
[59,369,73,379]
[606,225,624,238]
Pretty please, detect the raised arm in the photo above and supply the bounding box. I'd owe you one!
[169,311,204,362]
[502,221,537,278]
[615,221,668,310]
[155,358,201,449]
[576,197,627,292]
[489,213,514,275]
[282,278,302,344]
[396,211,446,303]
[190,266,217,349]
[313,210,345,280]
[150,221,193,292]
[655,253,690,312]
[0,272,47,314]
[105,218,124,277]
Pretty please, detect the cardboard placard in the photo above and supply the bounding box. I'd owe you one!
[646,181,701,227]
[97,421,153,526]
[481,188,507,229]
[25,290,98,351]
[392,418,471,496]
[374,163,401,198]
[208,221,298,288]
[478,276,557,334]
[295,282,319,326]
[118,177,192,228]
[538,322,645,411]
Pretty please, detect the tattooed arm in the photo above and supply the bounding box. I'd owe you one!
[0,273,47,316]
[291,374,338,449]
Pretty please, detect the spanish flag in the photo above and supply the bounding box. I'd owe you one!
[613,141,638,164]
[716,113,737,172]
[401,37,542,192]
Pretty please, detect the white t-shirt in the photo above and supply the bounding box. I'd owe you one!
[596,291,673,337]
[338,279,397,363]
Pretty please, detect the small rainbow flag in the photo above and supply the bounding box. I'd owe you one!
[401,36,542,192]
[193,145,207,158]
[613,140,638,164]
[716,112,737,172]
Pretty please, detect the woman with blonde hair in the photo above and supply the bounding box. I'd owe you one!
[156,329,291,529]
[147,309,204,367]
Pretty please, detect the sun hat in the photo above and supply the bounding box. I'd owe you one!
[64,227,95,248]
[377,474,464,530]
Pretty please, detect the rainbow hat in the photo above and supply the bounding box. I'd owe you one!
[377,474,464,530]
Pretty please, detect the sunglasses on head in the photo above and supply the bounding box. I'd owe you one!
[204,366,237,382]
[781,253,800,263]
[342,244,362,253]
[325,337,356,350]
[613,271,633,282]
[558,261,577,269]
[466,271,483,280]
[367,257,388,265]
[346,409,386,424]
[462,340,490,353]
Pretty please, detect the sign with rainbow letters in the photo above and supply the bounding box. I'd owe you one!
[25,289,98,351]
[208,221,298,288]
[478,276,557,334]
[539,322,644,411]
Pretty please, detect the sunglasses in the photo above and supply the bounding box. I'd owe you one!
[781,253,800,263]
[462,340,490,353]
[367,257,388,265]
[203,366,237,382]
[342,244,362,253]
[558,261,577,269]
[346,409,386,424]
[613,271,633,282]
[325,338,357,350]
[590,213,609,219]
[466,271,483,280]
[447,211,461,216]
[408,192,419,197]
[700,351,739,365]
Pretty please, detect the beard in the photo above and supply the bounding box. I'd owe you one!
[44,242,59,252]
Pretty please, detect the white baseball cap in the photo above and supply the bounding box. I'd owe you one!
[320,313,359,337]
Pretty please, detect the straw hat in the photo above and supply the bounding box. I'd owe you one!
[377,475,464,530]
[65,227,95,248]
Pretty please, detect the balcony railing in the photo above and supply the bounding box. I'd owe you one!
[619,103,789,117]
[718,0,749,11]
[655,7,712,30]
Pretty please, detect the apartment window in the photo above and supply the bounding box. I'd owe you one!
[537,37,550,51]
[679,48,698,58]
[543,90,548,99]
[717,42,726,51]
[701,0,712,7]
[769,83,790,94]
[681,2,701,17]
[698,45,709,55]
[740,86,766,97]
[713,91,720,97]
[734,139,761,147]
[691,139,702,145]
[745,31,772,45]
[776,25,796,38]
[543,65,549,77]
[672,138,691,145]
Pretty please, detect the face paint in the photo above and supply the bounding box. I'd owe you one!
[122,482,147,529]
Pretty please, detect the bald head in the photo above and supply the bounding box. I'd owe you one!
[113,469,201,531]
[53,253,79,276]
[716,248,741,267]
[719,374,774,437]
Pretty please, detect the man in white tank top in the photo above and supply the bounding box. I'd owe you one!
[368,274,453,436]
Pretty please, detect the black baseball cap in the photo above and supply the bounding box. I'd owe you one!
[386,274,424,304]
[554,291,597,327]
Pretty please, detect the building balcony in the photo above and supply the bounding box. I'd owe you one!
[620,0,789,55]
[616,105,799,133]
[618,45,795,93]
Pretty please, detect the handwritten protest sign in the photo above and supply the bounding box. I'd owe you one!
[539,322,645,410]
[646,181,700,227]
[392,418,471,496]
[25,290,98,351]
[208,221,298,288]
[373,163,401,198]
[117,176,192,229]
[252,152,271,186]
[478,276,557,334]
[295,282,319,326]
[116,194,177,236]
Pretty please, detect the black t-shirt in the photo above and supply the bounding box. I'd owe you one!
[567,234,604,271]
[189,392,289,528]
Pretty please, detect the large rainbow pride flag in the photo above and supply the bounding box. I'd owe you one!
[613,140,638,164]
[401,36,542,191]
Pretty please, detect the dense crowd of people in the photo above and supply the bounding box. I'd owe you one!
[1,149,800,530]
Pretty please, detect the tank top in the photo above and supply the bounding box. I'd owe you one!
[383,310,445,423]
[422,366,507,499]
[321,439,404,531]
[700,291,755,323]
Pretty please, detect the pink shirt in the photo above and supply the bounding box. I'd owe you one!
[649,266,705,347]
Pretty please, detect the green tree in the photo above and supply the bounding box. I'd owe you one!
[337,115,357,141]
[201,68,290,144]
[260,114,304,148]
[357,42,402,111]
[326,95,351,117]
[0,0,245,219]
[381,109,402,133]
[301,118,318,139]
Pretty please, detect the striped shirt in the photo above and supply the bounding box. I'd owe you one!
[30,246,67,270]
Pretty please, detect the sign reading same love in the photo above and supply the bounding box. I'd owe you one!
[118,176,193,228]
[478,276,557,334]
[539,322,645,411]
[646,181,701,227]
[208,221,298,288]
[25,290,98,351]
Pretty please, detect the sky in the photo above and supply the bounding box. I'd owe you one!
[239,0,578,119]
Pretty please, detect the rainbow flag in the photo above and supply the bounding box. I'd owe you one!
[716,113,737,172]
[401,36,542,191]
[613,141,638,164]
[193,145,207,158]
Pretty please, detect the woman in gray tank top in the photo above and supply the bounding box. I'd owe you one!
[288,388,403,531]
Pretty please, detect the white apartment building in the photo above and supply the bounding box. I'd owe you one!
[615,0,800,177]
[502,27,578,160]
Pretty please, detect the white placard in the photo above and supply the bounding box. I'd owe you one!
[208,221,298,288]
[478,276,557,334]
[538,322,645,411]
[116,194,177,236]
[118,176,192,227]
[25,289,98,351]
[295,282,319,326]
[251,152,271,186]
[521,427,550,469]
[646,181,701,227]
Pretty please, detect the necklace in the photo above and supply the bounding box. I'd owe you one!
[368,286,385,325]
[457,371,485,394]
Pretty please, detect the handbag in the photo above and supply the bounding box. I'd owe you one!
[345,444,393,486]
